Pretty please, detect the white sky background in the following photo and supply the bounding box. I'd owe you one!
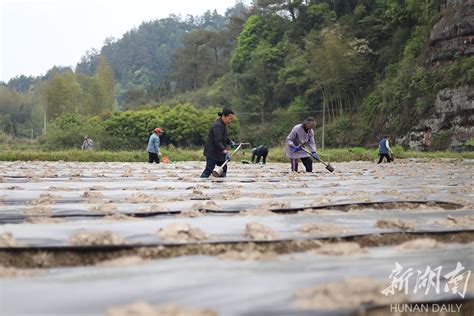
[0,0,244,82]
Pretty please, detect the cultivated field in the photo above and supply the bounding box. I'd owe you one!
[1,159,473,315]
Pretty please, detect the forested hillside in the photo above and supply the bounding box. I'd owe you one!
[1,0,472,150]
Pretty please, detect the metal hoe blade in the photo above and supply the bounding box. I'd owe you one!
[211,143,249,177]
[300,146,335,173]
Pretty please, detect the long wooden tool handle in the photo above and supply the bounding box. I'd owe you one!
[301,146,329,167]
[221,143,243,168]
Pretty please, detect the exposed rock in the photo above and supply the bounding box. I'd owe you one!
[399,0,474,151]
[429,0,474,63]
[398,86,474,151]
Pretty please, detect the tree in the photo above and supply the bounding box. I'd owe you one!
[76,73,102,115]
[7,75,37,93]
[44,71,84,121]
[0,86,38,137]
[173,29,214,91]
[95,55,116,112]
[305,26,369,120]
[75,48,100,76]
[231,15,265,73]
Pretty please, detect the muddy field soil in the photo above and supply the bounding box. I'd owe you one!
[0,159,473,315]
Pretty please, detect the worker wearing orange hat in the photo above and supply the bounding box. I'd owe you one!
[147,127,163,163]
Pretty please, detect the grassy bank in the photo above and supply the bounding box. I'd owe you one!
[0,146,473,162]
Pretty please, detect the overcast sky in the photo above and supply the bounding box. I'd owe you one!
[0,0,245,82]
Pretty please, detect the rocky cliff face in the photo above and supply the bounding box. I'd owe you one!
[402,0,473,151]
[429,0,474,63]
[399,86,473,151]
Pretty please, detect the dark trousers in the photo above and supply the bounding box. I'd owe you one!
[377,153,392,164]
[252,153,268,164]
[148,152,160,164]
[200,158,227,178]
[290,157,312,172]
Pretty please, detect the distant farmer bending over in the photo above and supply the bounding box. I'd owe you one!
[81,136,94,151]
[252,145,268,164]
[285,117,319,172]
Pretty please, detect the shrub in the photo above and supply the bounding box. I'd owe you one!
[42,113,105,150]
[431,129,453,151]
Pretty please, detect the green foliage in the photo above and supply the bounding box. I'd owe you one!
[0,85,40,138]
[0,130,14,144]
[307,3,336,29]
[74,9,238,108]
[43,64,117,123]
[42,113,105,150]
[7,75,37,93]
[321,115,364,147]
[45,71,83,121]
[360,16,435,141]
[173,29,233,92]
[206,74,238,107]
[161,104,207,146]
[95,55,116,112]
[304,26,369,114]
[0,148,206,162]
[269,97,310,141]
[231,15,264,73]
[431,129,454,151]
[403,25,428,60]
[41,104,241,150]
[277,45,309,97]
[103,109,165,149]
[1,146,473,163]
[5,0,471,153]
[431,56,474,91]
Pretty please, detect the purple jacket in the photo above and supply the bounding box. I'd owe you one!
[285,124,317,159]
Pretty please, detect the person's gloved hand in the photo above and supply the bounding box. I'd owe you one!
[225,153,232,161]
[311,151,319,160]
[291,145,302,152]
[230,140,238,148]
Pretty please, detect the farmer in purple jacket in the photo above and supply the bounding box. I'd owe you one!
[285,117,319,172]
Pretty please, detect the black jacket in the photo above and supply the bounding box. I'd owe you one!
[203,119,230,161]
[253,145,268,156]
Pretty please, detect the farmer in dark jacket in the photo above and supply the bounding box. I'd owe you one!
[200,108,235,178]
[378,135,394,163]
[252,145,268,164]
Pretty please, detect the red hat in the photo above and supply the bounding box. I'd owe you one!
[154,127,162,133]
